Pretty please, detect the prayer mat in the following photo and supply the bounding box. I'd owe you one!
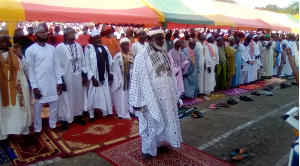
[46,116,139,157]
[182,98,204,106]
[97,137,235,166]
[0,148,10,164]
[220,88,251,96]
[238,84,264,90]
[264,78,287,85]
[8,132,64,165]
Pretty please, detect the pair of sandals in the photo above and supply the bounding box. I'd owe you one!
[190,111,204,118]
[230,148,248,161]
[280,83,291,89]
[240,96,253,102]
[216,102,229,108]
[260,90,274,96]
[227,98,238,105]
[251,91,261,96]
[263,86,273,91]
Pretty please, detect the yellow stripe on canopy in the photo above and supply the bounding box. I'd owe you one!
[141,0,165,23]
[0,0,25,21]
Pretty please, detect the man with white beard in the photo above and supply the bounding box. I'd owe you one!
[129,28,182,161]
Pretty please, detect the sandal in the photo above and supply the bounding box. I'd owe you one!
[231,154,248,161]
[209,104,220,109]
[227,98,238,105]
[245,96,253,101]
[291,82,297,86]
[251,91,261,96]
[218,102,229,108]
[190,111,204,118]
[240,96,250,102]
[230,148,247,156]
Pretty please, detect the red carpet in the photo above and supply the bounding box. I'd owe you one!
[46,116,139,157]
[238,84,263,90]
[8,131,64,165]
[97,137,235,166]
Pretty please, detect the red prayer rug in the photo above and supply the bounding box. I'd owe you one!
[8,131,64,165]
[238,84,264,90]
[97,137,235,166]
[45,116,139,157]
[219,88,251,96]
[256,78,287,86]
[182,98,204,106]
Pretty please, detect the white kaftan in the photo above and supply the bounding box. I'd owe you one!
[196,42,205,94]
[203,43,219,95]
[0,52,31,140]
[253,42,261,80]
[85,44,113,118]
[130,42,149,56]
[262,41,276,76]
[240,44,252,84]
[129,46,182,156]
[56,42,88,123]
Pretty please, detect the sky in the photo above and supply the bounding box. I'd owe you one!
[235,0,297,8]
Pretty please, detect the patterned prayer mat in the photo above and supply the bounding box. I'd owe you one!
[264,78,287,85]
[97,137,235,166]
[238,84,264,90]
[46,116,139,157]
[7,132,63,166]
[0,148,10,164]
[182,98,204,106]
[220,88,251,96]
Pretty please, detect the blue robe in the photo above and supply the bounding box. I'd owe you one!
[231,46,242,87]
[182,48,200,98]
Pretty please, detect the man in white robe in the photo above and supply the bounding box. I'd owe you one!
[196,33,205,94]
[203,33,219,97]
[252,35,262,81]
[262,34,276,77]
[246,33,256,83]
[129,28,182,161]
[26,25,63,140]
[85,30,113,123]
[0,29,31,140]
[111,37,134,119]
[281,36,292,76]
[56,28,87,130]
[240,33,253,84]
[130,28,148,56]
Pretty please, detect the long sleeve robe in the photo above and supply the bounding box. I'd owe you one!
[56,42,88,123]
[204,43,219,95]
[85,44,113,116]
[196,42,205,94]
[262,41,276,76]
[231,45,242,87]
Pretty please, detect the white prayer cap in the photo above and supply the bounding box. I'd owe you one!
[252,34,258,39]
[0,29,9,37]
[216,37,223,41]
[91,30,100,37]
[205,33,212,40]
[136,27,144,35]
[34,25,45,34]
[173,38,180,45]
[228,36,234,41]
[149,27,164,37]
[63,27,75,35]
[120,37,130,45]
[245,33,250,38]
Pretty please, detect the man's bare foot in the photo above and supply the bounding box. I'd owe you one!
[142,153,153,162]
[157,145,171,153]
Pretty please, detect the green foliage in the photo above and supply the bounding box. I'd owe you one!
[214,0,237,4]
[255,1,299,15]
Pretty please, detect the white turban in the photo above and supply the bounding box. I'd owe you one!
[245,33,250,38]
[173,38,180,45]
[34,25,45,34]
[205,33,212,40]
[91,30,100,37]
[136,27,144,35]
[149,29,164,37]
[120,37,130,44]
[252,34,258,39]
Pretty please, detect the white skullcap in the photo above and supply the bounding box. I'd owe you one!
[63,27,74,35]
[120,37,130,44]
[136,27,144,35]
[34,25,45,34]
[91,30,100,37]
[149,29,164,37]
[205,33,212,40]
[258,34,264,38]
[245,33,250,38]
[252,34,258,39]
[173,38,180,44]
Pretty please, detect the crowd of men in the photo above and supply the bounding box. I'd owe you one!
[0,23,298,161]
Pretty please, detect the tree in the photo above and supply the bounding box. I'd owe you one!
[255,2,299,15]
[214,0,237,4]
